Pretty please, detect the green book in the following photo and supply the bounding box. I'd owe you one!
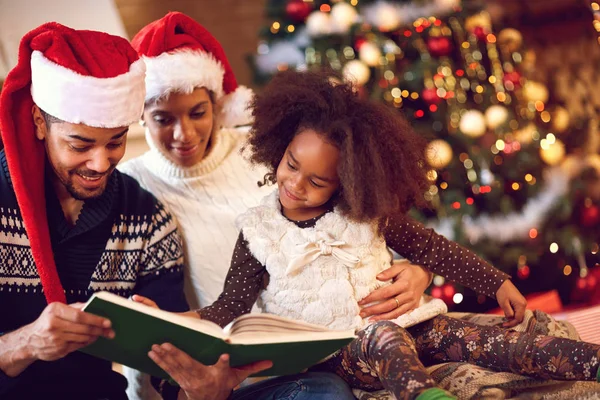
[80,291,356,380]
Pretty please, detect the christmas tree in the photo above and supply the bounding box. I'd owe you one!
[250,0,600,311]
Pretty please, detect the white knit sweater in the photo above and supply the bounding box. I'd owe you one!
[118,128,271,309]
[238,190,448,332]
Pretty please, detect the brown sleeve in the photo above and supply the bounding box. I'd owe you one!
[198,232,267,327]
[385,215,510,298]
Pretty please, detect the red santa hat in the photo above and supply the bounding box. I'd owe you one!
[132,12,253,128]
[0,23,146,304]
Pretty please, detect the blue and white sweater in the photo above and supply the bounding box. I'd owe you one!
[0,151,188,398]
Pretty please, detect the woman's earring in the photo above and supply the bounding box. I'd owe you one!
[139,119,146,127]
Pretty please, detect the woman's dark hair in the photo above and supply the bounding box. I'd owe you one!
[246,69,430,223]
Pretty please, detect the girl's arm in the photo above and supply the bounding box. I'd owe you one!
[385,215,510,298]
[385,215,527,326]
[197,233,267,328]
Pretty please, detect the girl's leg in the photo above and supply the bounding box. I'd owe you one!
[313,321,453,400]
[408,314,600,381]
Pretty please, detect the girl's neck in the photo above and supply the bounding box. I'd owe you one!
[281,203,332,222]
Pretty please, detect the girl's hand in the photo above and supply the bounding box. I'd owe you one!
[132,295,200,319]
[131,295,159,309]
[358,261,432,321]
[495,280,527,328]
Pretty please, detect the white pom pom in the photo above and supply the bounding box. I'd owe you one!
[459,110,487,138]
[484,105,509,130]
[218,86,254,128]
[342,60,370,85]
[306,11,332,37]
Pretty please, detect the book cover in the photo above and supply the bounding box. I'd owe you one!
[80,292,355,379]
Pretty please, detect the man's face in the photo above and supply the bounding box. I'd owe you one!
[33,106,128,200]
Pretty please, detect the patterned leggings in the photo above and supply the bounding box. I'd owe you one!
[312,315,600,400]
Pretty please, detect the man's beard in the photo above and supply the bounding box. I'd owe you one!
[58,167,115,201]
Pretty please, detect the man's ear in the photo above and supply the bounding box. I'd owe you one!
[31,105,48,141]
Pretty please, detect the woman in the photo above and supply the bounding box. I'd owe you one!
[119,12,433,399]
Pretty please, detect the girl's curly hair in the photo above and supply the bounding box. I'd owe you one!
[246,69,430,223]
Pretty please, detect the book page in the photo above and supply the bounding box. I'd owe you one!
[87,292,226,339]
[225,313,356,345]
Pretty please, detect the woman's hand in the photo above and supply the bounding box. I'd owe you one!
[358,260,432,321]
[149,343,272,400]
[495,280,527,328]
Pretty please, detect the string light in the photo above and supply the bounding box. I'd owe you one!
[564,265,573,276]
[549,243,559,253]
[529,228,538,239]
[453,293,464,304]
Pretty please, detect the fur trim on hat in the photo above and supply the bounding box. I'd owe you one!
[143,50,225,103]
[31,51,146,128]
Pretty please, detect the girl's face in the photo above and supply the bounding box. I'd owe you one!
[143,87,214,167]
[276,129,340,220]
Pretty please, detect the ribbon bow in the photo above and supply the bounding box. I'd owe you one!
[287,239,360,275]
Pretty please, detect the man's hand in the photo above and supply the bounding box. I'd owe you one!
[148,343,272,400]
[496,280,527,328]
[0,302,113,377]
[358,261,432,321]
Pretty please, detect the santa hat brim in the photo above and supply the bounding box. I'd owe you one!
[143,50,254,127]
[31,51,146,127]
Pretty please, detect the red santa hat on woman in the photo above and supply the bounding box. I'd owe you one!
[0,23,146,304]
[132,12,253,128]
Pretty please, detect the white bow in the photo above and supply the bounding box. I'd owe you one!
[286,239,360,275]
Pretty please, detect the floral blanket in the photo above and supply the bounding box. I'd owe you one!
[354,310,600,400]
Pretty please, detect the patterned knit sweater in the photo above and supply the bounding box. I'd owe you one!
[0,151,188,398]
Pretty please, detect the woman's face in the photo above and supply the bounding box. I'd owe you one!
[143,87,215,167]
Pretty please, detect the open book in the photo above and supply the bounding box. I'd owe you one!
[80,292,356,379]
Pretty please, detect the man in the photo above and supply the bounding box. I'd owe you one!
[0,22,189,399]
[0,22,355,400]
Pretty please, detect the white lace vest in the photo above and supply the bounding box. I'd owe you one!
[236,190,447,331]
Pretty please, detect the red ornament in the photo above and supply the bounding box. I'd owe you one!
[427,36,452,57]
[421,87,441,105]
[580,204,600,227]
[472,26,488,42]
[354,38,367,51]
[572,274,598,304]
[285,0,312,23]
[436,283,456,305]
[517,265,530,280]
[503,71,521,89]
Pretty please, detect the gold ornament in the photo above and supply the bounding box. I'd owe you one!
[497,28,523,53]
[484,105,509,130]
[513,123,537,144]
[426,140,453,169]
[464,12,492,32]
[551,106,570,134]
[523,81,549,104]
[342,60,370,85]
[330,2,358,33]
[540,139,566,166]
[459,110,487,138]
[359,42,382,67]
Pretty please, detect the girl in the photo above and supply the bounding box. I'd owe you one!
[143,70,600,400]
